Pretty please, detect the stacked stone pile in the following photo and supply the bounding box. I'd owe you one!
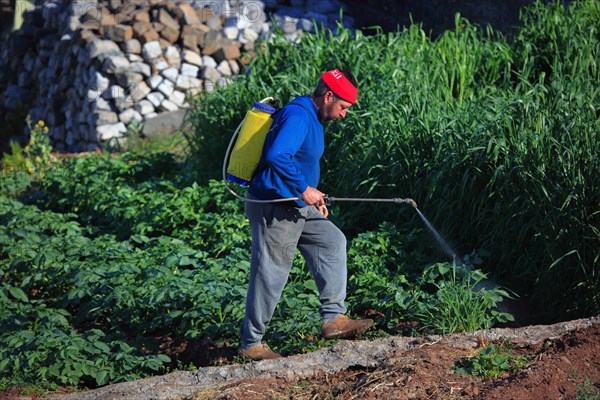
[0,0,353,152]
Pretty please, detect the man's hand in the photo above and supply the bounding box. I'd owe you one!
[317,204,329,217]
[301,186,325,206]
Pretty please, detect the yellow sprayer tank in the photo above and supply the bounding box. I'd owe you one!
[226,102,277,186]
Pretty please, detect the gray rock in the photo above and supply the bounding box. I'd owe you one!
[146,91,165,107]
[202,66,221,81]
[205,15,222,30]
[114,95,136,112]
[160,98,179,112]
[161,67,179,83]
[121,39,142,54]
[105,24,134,42]
[157,79,175,97]
[201,55,217,68]
[204,80,215,93]
[168,90,186,108]
[93,110,119,125]
[119,108,143,124]
[102,54,130,74]
[216,60,232,76]
[90,97,112,111]
[175,75,203,91]
[237,31,249,45]
[144,112,158,120]
[178,3,200,25]
[180,63,200,77]
[134,100,155,115]
[299,18,315,32]
[130,62,152,77]
[142,109,186,136]
[142,41,162,60]
[116,72,144,87]
[164,45,181,68]
[87,90,102,103]
[260,22,271,35]
[88,39,120,59]
[211,45,241,63]
[97,122,127,141]
[280,18,299,34]
[228,59,240,75]
[223,26,239,40]
[91,72,110,93]
[181,50,203,67]
[103,85,127,100]
[153,59,170,72]
[148,75,164,90]
[129,81,151,102]
[158,9,180,32]
[242,27,259,42]
[127,54,144,62]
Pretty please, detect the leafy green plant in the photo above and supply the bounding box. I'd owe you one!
[454,342,529,377]
[573,378,600,400]
[1,117,56,179]
[412,263,514,334]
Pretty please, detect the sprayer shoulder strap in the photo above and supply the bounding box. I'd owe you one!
[267,101,309,135]
[251,102,309,180]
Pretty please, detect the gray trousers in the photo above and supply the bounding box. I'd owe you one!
[240,200,348,348]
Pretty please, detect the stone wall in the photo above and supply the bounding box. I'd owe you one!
[0,0,349,152]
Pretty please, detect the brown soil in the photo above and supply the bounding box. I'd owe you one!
[190,323,600,400]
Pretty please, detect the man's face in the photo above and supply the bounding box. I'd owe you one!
[320,91,353,123]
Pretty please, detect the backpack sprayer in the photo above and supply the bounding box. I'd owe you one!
[222,97,417,209]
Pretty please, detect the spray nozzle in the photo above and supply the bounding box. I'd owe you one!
[395,198,417,208]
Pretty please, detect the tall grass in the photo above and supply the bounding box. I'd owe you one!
[186,1,599,322]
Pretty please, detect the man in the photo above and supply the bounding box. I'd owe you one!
[239,69,374,361]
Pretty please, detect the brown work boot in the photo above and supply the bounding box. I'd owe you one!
[321,314,374,340]
[238,343,282,361]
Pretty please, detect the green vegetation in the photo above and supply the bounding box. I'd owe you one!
[573,378,600,400]
[453,342,530,377]
[1,118,55,175]
[0,0,597,393]
[1,149,510,390]
[412,263,513,335]
[188,0,599,321]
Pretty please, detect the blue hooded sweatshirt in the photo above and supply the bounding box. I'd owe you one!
[248,95,324,207]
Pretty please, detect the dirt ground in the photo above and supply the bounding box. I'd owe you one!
[190,323,600,400]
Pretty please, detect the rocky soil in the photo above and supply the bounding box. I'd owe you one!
[5,316,592,400]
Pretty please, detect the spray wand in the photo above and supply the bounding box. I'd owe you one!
[324,196,417,208]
